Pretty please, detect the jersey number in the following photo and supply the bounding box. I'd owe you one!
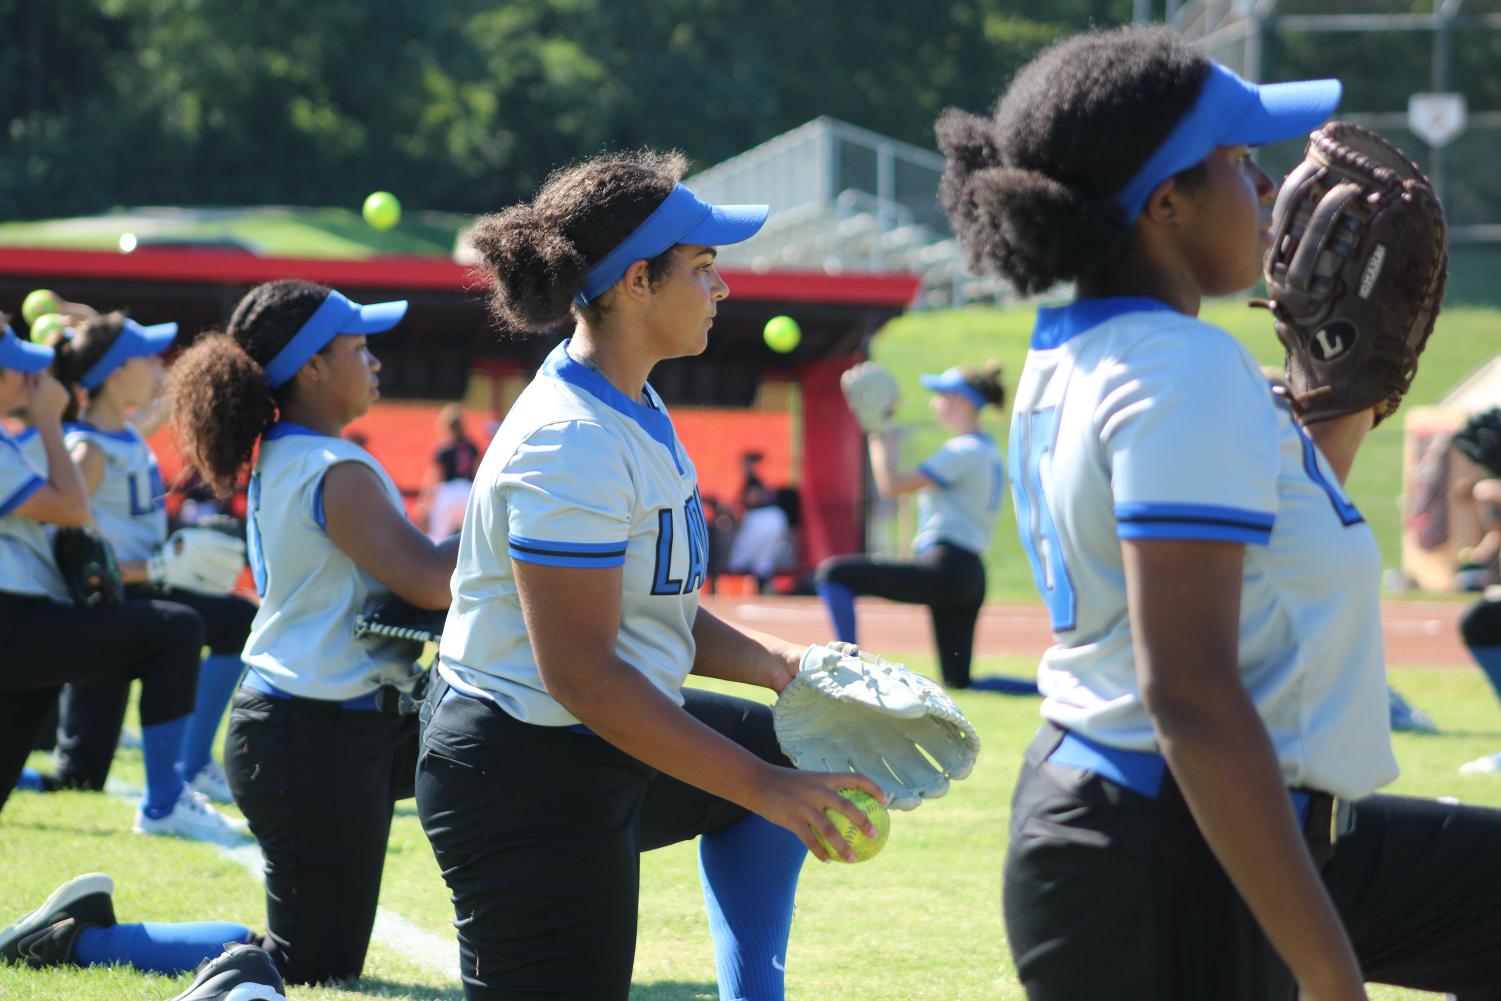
[246,472,268,597]
[1010,407,1077,632]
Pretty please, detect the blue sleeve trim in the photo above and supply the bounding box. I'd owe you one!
[312,474,327,530]
[1115,501,1274,531]
[508,546,626,569]
[509,535,629,555]
[1117,522,1272,545]
[0,475,44,517]
[916,462,949,488]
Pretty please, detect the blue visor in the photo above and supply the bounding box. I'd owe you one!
[79,319,179,390]
[920,368,988,410]
[0,325,55,373]
[1112,63,1341,224]
[575,184,769,307]
[264,289,407,389]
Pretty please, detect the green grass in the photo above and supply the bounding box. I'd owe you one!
[5,657,1501,1000]
[871,302,1501,602]
[0,207,466,259]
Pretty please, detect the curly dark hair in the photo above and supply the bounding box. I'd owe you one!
[936,25,1212,296]
[167,280,329,498]
[49,311,126,423]
[467,149,689,334]
[959,362,1008,411]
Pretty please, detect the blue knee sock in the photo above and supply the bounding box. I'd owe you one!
[75,921,254,974]
[178,654,243,780]
[815,581,857,645]
[699,814,806,1001]
[141,717,188,818]
[1470,645,1501,705]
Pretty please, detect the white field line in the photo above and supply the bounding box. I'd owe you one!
[107,783,460,980]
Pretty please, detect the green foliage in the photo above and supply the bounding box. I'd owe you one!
[2,661,1494,999]
[0,0,1134,220]
[870,301,1501,601]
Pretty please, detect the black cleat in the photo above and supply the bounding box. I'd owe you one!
[166,941,286,1001]
[15,917,92,968]
[0,873,116,965]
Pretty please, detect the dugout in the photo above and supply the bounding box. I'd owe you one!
[0,246,918,574]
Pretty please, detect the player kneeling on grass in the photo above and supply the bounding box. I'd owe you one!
[939,24,1501,1000]
[820,360,1027,693]
[36,311,255,804]
[0,321,241,843]
[166,280,458,986]
[417,151,885,1001]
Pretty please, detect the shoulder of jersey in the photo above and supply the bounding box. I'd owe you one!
[1112,311,1255,373]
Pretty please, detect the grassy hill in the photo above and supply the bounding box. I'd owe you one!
[0,206,466,258]
[870,301,1501,602]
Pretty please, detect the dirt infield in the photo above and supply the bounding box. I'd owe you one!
[703,596,1474,670]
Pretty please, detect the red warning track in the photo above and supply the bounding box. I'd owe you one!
[702,597,1473,670]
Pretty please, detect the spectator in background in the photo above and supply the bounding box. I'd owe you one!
[701,496,737,595]
[727,450,789,594]
[1453,456,1501,591]
[418,403,479,541]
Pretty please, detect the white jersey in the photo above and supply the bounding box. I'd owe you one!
[243,423,419,700]
[914,432,1005,555]
[1009,297,1395,800]
[439,339,707,726]
[0,426,68,602]
[65,422,167,564]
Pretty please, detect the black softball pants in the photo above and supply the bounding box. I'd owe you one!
[1004,724,1501,1000]
[54,584,256,789]
[0,590,201,816]
[415,675,789,1001]
[816,541,986,688]
[224,686,417,986]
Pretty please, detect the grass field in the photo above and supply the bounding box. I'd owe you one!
[4,652,1501,1001]
[873,303,1501,602]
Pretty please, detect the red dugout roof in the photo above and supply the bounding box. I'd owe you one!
[0,246,919,309]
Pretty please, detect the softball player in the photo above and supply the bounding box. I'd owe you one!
[167,279,457,985]
[815,364,1011,690]
[417,151,883,1001]
[0,323,239,843]
[938,25,1501,999]
[43,312,254,801]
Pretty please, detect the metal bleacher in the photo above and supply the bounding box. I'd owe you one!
[686,116,1012,309]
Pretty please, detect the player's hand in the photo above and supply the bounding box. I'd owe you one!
[749,765,886,862]
[766,646,803,694]
[25,372,70,424]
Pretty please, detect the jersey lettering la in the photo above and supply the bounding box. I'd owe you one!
[440,340,707,726]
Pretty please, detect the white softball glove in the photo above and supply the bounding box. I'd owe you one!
[148,527,246,595]
[773,643,981,810]
[839,361,900,434]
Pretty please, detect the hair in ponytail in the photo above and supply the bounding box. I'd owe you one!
[960,362,1007,412]
[468,149,689,333]
[937,25,1211,295]
[48,312,125,423]
[167,280,328,497]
